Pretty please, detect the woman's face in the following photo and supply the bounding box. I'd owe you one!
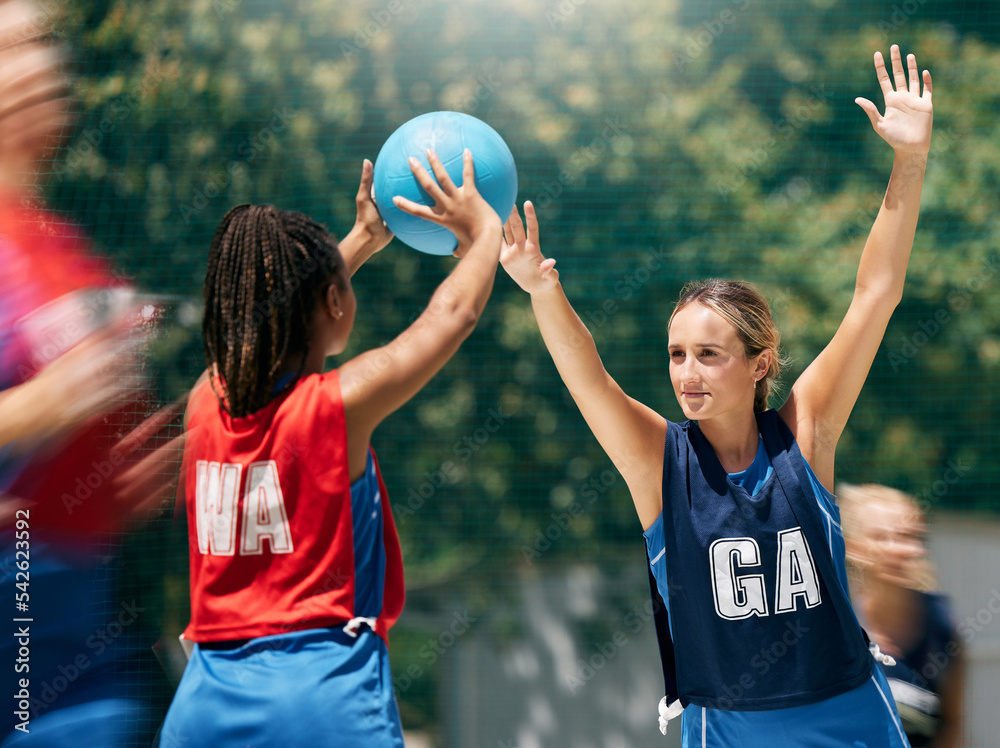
[667,302,762,422]
[0,5,70,167]
[860,499,927,588]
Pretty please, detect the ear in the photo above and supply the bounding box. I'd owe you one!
[322,282,345,320]
[753,349,772,381]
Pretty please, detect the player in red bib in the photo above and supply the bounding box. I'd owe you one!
[160,150,502,747]
[0,4,178,744]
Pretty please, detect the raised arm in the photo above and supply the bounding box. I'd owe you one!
[336,159,394,276]
[339,149,503,478]
[501,202,666,529]
[779,45,933,489]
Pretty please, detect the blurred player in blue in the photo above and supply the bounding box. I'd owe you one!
[0,1,176,744]
[840,484,965,747]
[501,45,932,746]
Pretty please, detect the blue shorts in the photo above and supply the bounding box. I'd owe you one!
[681,667,910,748]
[160,627,404,748]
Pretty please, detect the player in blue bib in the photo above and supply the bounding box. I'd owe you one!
[500,44,932,746]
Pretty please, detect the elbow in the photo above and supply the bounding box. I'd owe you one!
[456,303,482,336]
[854,282,903,311]
[433,299,480,341]
[424,279,488,339]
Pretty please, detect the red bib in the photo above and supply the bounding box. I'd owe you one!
[182,373,405,644]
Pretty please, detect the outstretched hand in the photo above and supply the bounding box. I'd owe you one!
[856,44,932,156]
[338,159,394,275]
[393,148,500,255]
[353,158,394,253]
[500,202,558,294]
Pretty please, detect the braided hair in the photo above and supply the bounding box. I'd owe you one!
[202,204,347,418]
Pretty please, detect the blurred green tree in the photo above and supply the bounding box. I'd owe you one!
[46,0,1000,734]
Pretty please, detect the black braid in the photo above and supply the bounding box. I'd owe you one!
[202,204,347,418]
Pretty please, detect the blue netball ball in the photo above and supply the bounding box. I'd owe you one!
[373,111,517,255]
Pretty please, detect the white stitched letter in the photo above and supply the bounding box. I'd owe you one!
[775,527,821,613]
[195,461,241,556]
[710,537,769,620]
[241,461,293,555]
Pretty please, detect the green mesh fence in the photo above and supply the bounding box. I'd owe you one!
[22,0,1000,743]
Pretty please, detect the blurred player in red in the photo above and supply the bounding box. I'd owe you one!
[0,1,176,744]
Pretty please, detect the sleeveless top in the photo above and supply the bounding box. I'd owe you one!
[182,372,405,644]
[644,410,873,710]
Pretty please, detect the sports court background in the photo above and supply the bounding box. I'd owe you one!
[36,0,1000,744]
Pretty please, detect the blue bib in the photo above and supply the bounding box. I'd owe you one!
[647,410,873,711]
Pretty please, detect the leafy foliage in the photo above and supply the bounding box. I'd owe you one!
[46,0,1000,732]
